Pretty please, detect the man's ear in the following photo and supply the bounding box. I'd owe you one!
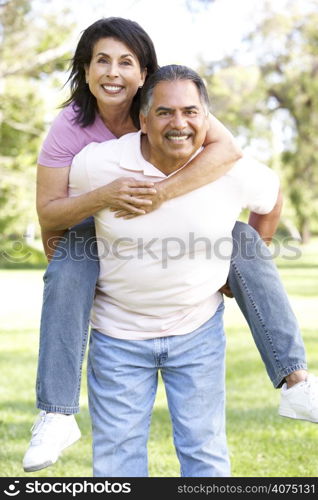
[139,112,147,134]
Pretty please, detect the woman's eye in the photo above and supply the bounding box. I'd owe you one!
[120,60,132,66]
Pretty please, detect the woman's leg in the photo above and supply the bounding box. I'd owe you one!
[228,223,318,423]
[228,221,307,388]
[23,217,99,472]
[36,217,99,413]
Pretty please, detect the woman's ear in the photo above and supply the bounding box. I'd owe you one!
[140,67,147,87]
[84,65,89,84]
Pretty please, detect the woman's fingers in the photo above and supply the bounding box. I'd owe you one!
[128,187,157,196]
[122,195,153,206]
[127,180,155,188]
[117,202,147,214]
[114,210,139,218]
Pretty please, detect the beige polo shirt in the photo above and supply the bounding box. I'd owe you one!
[69,131,279,340]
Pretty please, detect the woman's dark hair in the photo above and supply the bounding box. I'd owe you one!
[63,17,159,128]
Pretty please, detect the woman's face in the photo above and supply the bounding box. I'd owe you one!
[85,37,146,111]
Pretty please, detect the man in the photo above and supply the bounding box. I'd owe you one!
[69,65,280,477]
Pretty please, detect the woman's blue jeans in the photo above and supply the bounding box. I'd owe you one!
[36,219,307,414]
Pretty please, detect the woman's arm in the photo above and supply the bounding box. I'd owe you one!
[114,114,242,218]
[36,164,156,243]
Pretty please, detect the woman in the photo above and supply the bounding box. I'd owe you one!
[23,17,313,474]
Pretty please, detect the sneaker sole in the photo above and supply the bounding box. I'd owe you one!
[279,408,318,423]
[23,430,81,472]
[23,460,54,472]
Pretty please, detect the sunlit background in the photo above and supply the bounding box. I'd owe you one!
[1,0,318,256]
[1,0,318,478]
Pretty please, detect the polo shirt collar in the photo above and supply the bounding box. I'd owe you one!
[119,131,167,178]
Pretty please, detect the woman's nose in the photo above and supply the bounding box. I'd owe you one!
[106,62,119,78]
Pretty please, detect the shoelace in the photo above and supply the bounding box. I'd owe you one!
[30,413,64,445]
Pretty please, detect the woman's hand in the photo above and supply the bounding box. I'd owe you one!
[110,182,166,218]
[37,163,159,230]
[99,177,158,215]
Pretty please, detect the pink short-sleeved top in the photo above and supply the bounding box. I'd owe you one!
[38,104,116,167]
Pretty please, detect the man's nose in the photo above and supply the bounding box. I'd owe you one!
[171,112,186,129]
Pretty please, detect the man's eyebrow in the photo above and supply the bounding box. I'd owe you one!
[155,106,173,112]
[155,105,200,112]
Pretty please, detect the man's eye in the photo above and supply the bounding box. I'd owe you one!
[158,111,169,116]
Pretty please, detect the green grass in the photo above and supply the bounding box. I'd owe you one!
[0,239,318,477]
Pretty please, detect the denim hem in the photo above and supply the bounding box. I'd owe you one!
[272,363,308,388]
[37,402,80,414]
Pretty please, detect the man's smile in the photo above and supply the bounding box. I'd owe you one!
[165,131,193,143]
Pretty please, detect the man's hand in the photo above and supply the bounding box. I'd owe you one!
[218,281,234,298]
[248,189,283,244]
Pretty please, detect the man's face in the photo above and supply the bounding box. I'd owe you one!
[140,80,209,173]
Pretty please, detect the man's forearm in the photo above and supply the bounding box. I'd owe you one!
[248,189,283,245]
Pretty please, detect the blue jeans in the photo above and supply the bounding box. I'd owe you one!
[36,218,99,414]
[228,222,306,387]
[36,220,307,413]
[88,303,229,477]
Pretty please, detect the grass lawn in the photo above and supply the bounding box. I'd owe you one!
[0,239,317,477]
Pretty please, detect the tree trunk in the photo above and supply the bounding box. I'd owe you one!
[301,218,311,244]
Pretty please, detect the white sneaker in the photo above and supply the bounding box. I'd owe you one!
[23,411,81,472]
[279,374,318,423]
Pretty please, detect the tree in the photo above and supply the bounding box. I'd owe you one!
[256,3,318,242]
[200,0,318,242]
[0,0,74,238]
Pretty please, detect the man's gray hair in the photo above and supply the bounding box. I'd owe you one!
[140,64,210,116]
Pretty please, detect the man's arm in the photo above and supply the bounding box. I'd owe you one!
[220,189,283,298]
[248,188,283,245]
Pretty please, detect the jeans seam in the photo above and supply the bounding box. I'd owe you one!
[230,258,287,386]
[73,317,91,409]
[170,412,182,476]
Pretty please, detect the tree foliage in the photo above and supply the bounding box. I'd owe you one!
[0,0,74,237]
[201,0,318,241]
